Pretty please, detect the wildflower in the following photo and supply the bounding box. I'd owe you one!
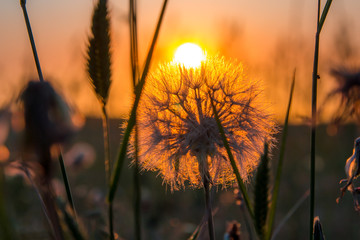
[337,137,360,211]
[324,68,360,126]
[137,55,276,190]
[20,81,74,178]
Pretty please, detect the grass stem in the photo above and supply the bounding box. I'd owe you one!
[266,71,295,240]
[310,1,321,238]
[108,0,168,203]
[58,153,77,216]
[101,106,114,240]
[20,1,44,82]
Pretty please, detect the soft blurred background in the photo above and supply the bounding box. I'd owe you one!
[1,0,360,239]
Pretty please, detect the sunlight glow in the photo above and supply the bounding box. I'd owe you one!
[174,43,206,68]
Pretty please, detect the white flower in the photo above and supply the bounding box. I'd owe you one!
[137,56,277,190]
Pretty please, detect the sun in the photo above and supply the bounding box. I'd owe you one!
[174,43,206,68]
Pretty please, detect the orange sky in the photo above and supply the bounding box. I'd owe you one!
[1,0,360,122]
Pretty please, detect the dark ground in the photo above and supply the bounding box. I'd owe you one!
[2,118,360,239]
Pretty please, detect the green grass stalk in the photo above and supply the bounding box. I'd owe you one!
[266,71,295,240]
[129,1,142,239]
[310,1,332,239]
[101,106,114,240]
[108,0,168,203]
[58,153,76,214]
[20,0,44,82]
[208,91,254,219]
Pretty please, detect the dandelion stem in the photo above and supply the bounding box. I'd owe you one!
[203,176,215,240]
[134,125,142,240]
[20,0,44,82]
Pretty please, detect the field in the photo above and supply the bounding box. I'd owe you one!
[2,118,360,239]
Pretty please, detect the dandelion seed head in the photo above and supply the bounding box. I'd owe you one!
[137,56,277,190]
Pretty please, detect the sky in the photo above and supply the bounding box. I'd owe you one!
[1,0,360,122]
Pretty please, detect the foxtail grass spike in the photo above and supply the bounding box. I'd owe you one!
[254,143,270,239]
[20,0,44,82]
[86,0,112,106]
[86,0,113,238]
[266,70,295,240]
[108,0,168,203]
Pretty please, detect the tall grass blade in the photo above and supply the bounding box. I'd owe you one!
[266,71,295,240]
[20,0,44,82]
[310,0,333,237]
[130,0,140,88]
[319,0,333,33]
[129,1,142,239]
[86,0,112,107]
[108,0,168,203]
[58,153,76,213]
[254,143,270,239]
[208,91,254,219]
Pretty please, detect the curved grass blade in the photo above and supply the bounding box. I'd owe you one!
[266,71,295,240]
[208,91,254,219]
[319,0,333,33]
[108,0,169,203]
[129,1,142,239]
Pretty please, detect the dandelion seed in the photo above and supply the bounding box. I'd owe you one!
[137,55,276,190]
